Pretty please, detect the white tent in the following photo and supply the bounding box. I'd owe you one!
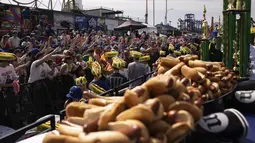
[138,23,158,34]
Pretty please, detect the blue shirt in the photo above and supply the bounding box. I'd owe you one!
[22,9,30,20]
[89,77,110,91]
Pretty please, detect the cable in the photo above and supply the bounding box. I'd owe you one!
[13,0,35,5]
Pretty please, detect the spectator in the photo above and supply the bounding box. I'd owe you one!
[75,76,88,91]
[139,55,151,80]
[64,86,83,108]
[76,54,86,69]
[0,52,19,127]
[108,57,128,89]
[89,61,110,95]
[8,31,20,49]
[21,36,30,48]
[128,51,147,88]
[46,60,59,80]
[22,7,31,30]
[28,48,60,118]
[0,35,11,50]
[60,56,76,76]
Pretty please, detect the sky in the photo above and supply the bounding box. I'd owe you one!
[2,0,255,27]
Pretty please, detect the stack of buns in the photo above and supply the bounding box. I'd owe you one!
[155,55,237,102]
[43,62,204,143]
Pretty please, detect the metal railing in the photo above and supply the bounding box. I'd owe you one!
[0,115,56,143]
[59,71,154,120]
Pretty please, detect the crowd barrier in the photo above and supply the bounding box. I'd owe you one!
[0,72,154,142]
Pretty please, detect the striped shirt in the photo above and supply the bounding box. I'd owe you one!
[108,72,128,89]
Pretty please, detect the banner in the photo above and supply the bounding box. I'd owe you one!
[54,12,74,29]
[105,19,118,30]
[88,17,98,28]
[75,16,88,30]
[0,7,22,27]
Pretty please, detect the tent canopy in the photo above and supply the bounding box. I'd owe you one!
[114,19,147,31]
[138,23,157,34]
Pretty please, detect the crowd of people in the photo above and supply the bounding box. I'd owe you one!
[0,25,207,129]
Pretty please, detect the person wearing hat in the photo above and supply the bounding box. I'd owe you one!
[139,55,151,73]
[108,57,128,89]
[89,61,110,95]
[100,46,111,66]
[102,51,119,75]
[0,52,19,127]
[128,51,147,88]
[159,50,166,57]
[64,86,84,108]
[75,76,88,91]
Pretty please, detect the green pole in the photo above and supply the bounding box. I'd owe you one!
[239,13,244,76]
[223,0,228,65]
[223,13,227,64]
[201,39,210,61]
[236,19,240,51]
[241,0,251,77]
[227,13,235,69]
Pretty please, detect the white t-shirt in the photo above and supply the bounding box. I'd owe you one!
[0,64,19,84]
[48,67,59,79]
[28,60,52,83]
[9,37,20,48]
[250,44,255,80]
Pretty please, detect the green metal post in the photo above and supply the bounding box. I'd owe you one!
[201,40,210,61]
[227,13,235,69]
[223,0,228,64]
[236,19,240,51]
[240,0,251,77]
[239,13,244,76]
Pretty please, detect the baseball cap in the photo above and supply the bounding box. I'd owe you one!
[66,86,83,99]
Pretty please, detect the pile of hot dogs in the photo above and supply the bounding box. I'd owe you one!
[43,64,203,143]
[42,54,237,143]
[155,55,237,102]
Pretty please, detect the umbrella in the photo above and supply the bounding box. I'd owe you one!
[114,19,147,31]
